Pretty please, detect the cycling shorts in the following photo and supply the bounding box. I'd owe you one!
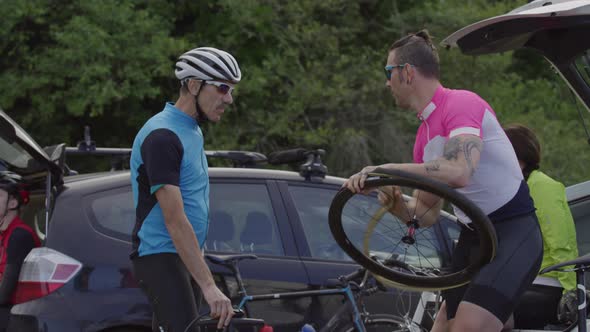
[442,212,543,323]
[132,253,203,332]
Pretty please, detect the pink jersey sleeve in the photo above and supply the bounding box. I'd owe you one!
[442,91,487,138]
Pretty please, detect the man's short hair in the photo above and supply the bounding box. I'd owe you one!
[389,29,440,79]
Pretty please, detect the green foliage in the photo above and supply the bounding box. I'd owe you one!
[488,74,590,186]
[0,0,588,185]
[0,0,177,145]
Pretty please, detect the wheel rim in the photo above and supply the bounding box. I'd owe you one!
[329,168,497,291]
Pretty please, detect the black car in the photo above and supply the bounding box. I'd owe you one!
[0,112,460,332]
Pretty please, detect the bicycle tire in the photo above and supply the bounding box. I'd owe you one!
[341,313,425,332]
[329,168,497,291]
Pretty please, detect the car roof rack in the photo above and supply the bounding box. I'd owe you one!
[268,148,328,180]
[65,126,269,170]
[207,151,267,168]
[65,127,328,179]
[65,146,269,169]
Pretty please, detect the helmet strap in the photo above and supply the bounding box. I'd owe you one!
[193,81,208,124]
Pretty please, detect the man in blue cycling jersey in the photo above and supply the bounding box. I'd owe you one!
[130,47,241,332]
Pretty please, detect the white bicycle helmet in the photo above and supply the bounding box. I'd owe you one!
[175,47,241,83]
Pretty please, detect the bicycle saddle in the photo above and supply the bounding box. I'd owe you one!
[541,253,590,274]
[205,253,258,267]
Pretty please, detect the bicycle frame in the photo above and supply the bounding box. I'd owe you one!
[236,285,367,332]
[225,259,373,332]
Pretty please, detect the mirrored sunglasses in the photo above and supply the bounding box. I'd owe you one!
[384,64,415,80]
[207,81,234,95]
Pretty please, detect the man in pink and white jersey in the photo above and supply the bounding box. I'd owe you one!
[344,30,542,332]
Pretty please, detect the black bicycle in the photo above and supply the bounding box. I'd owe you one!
[202,253,426,332]
[328,168,497,291]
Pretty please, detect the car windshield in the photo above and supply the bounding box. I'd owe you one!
[574,49,590,90]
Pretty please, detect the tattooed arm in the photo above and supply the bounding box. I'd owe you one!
[424,134,482,187]
[360,134,482,188]
[372,135,481,225]
[345,133,482,216]
[344,135,482,226]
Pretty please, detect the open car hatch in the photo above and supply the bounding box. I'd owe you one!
[0,109,63,186]
[441,0,590,113]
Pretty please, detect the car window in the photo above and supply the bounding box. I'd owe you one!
[288,185,448,267]
[571,196,590,255]
[207,183,284,256]
[437,215,461,263]
[287,185,351,261]
[341,192,445,268]
[574,49,590,89]
[87,188,135,240]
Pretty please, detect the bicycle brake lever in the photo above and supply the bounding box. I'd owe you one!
[233,308,245,318]
[211,310,246,332]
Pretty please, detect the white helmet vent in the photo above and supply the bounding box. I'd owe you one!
[175,47,241,83]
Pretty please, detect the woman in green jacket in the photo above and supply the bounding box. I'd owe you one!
[505,124,579,328]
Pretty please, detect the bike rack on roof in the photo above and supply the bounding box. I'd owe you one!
[207,150,268,168]
[268,148,328,180]
[65,146,270,170]
[65,126,270,169]
[65,126,328,179]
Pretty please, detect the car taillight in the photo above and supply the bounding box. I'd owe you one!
[259,325,273,332]
[13,247,82,304]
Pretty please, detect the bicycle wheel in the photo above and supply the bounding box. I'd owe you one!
[341,314,424,332]
[329,168,497,291]
[389,288,440,331]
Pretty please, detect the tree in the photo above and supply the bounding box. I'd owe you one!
[0,0,178,147]
[1,0,587,184]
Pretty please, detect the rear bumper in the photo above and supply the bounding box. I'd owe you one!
[8,314,40,332]
[8,313,151,332]
[8,287,151,332]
